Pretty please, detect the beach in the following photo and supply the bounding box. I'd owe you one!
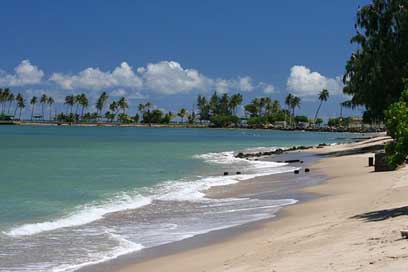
[101,136,408,272]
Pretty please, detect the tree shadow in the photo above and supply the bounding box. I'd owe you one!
[351,206,408,222]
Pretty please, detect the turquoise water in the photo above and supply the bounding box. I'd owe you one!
[0,126,364,271]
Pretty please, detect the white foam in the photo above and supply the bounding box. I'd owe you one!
[5,194,151,237]
[51,230,144,272]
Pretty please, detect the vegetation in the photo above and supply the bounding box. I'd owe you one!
[384,86,408,169]
[314,89,329,123]
[343,0,408,120]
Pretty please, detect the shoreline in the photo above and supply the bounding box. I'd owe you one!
[82,135,402,272]
[2,120,384,133]
[95,136,408,272]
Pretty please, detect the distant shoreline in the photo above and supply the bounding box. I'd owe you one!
[0,120,385,133]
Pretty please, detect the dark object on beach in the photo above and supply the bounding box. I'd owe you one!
[317,143,327,149]
[368,157,374,167]
[285,159,301,163]
[305,168,310,173]
[374,151,393,172]
[294,170,299,174]
[236,171,241,175]
[300,160,304,163]
[224,172,229,176]
[275,148,284,154]
[401,230,408,239]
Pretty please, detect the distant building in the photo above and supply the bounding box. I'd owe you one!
[273,121,287,128]
[348,117,363,129]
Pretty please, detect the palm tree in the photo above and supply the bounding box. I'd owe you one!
[14,93,23,118]
[96,92,109,118]
[1,88,11,114]
[47,97,55,121]
[30,96,38,120]
[40,94,48,120]
[75,94,82,115]
[229,93,243,115]
[109,101,119,121]
[314,89,329,123]
[17,97,25,120]
[118,97,128,114]
[290,96,301,125]
[64,95,75,114]
[178,108,187,123]
[7,92,15,115]
[139,102,152,126]
[284,94,294,126]
[78,93,88,118]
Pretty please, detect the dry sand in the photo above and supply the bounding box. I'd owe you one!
[116,136,408,272]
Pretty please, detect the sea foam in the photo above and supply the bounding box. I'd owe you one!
[5,194,152,237]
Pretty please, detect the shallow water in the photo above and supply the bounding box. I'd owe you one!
[0,126,366,271]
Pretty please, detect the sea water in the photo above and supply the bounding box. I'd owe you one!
[0,126,364,271]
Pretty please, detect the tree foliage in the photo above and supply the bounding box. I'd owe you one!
[384,87,408,169]
[343,0,408,119]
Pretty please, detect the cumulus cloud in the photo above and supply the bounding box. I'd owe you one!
[50,62,143,90]
[137,61,211,94]
[259,82,275,94]
[1,60,275,100]
[286,65,343,97]
[0,60,44,86]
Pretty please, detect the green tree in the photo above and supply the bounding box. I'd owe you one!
[177,108,187,123]
[17,96,25,120]
[118,97,128,114]
[343,0,408,119]
[96,92,109,118]
[30,96,38,120]
[40,94,48,120]
[64,95,75,114]
[47,97,55,121]
[314,89,329,123]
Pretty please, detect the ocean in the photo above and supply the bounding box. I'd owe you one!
[0,126,364,271]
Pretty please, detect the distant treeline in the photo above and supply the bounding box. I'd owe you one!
[0,88,338,127]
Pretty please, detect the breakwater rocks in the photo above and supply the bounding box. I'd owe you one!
[235,144,327,159]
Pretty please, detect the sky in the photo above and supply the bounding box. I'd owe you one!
[0,0,370,119]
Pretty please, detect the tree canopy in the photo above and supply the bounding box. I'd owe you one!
[343,0,408,120]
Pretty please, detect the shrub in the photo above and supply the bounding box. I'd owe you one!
[384,89,408,169]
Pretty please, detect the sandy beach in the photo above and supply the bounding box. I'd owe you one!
[107,136,408,272]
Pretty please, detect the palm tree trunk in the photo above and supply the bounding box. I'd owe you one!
[19,108,22,120]
[49,105,52,121]
[14,105,18,119]
[31,105,35,120]
[314,101,323,123]
[8,101,12,114]
[42,104,45,120]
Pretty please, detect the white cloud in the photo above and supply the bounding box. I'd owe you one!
[238,76,254,92]
[1,60,275,100]
[50,62,143,90]
[138,61,211,94]
[259,82,275,94]
[286,65,343,97]
[0,60,44,86]
[111,88,147,99]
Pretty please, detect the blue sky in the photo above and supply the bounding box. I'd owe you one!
[0,0,370,119]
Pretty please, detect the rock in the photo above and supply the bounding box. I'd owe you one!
[305,168,310,173]
[224,172,229,176]
[294,170,299,174]
[236,171,241,175]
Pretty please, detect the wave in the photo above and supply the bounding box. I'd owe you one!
[5,193,152,237]
[51,230,144,272]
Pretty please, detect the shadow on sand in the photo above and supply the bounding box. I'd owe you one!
[351,206,408,222]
